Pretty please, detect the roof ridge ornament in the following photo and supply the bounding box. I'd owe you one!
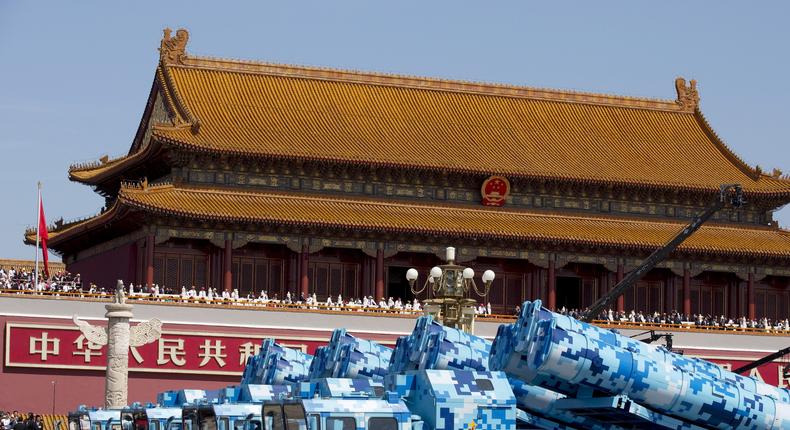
[675,77,699,112]
[159,28,189,65]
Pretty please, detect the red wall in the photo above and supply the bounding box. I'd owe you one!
[68,243,137,290]
[0,314,395,414]
[0,315,235,413]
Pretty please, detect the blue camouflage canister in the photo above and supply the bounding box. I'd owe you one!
[390,315,491,373]
[497,300,790,430]
[241,338,312,385]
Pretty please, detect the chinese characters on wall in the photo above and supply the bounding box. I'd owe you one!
[9,324,315,375]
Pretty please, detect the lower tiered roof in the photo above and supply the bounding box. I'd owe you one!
[29,184,790,260]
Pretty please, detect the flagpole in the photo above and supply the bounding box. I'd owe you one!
[35,182,41,287]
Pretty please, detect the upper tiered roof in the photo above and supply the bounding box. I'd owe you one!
[69,29,790,198]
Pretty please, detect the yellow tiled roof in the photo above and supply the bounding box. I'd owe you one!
[69,43,790,196]
[83,184,789,259]
[139,54,790,196]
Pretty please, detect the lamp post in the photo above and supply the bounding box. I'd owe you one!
[406,247,495,333]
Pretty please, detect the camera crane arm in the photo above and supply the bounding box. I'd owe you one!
[733,346,790,375]
[579,184,745,323]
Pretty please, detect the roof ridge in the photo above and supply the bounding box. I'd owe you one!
[156,65,201,133]
[158,28,689,113]
[177,54,690,113]
[692,109,763,181]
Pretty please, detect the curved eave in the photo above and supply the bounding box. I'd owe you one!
[693,109,790,193]
[67,139,166,186]
[118,185,790,261]
[23,203,130,250]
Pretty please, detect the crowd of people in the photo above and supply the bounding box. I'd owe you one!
[0,268,497,316]
[555,307,790,332]
[0,412,44,430]
[0,267,82,292]
[3,267,788,330]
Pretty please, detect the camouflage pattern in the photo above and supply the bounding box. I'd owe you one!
[308,329,392,381]
[156,389,207,407]
[96,299,790,430]
[218,384,292,402]
[491,300,790,430]
[298,378,384,399]
[389,316,491,373]
[387,369,516,430]
[208,402,261,419]
[297,397,413,430]
[308,346,331,379]
[524,300,790,403]
[241,338,313,385]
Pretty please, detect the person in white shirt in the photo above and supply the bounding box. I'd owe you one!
[188,286,197,298]
[181,286,188,300]
[486,302,492,316]
[198,288,207,300]
[222,289,231,300]
[231,289,239,300]
[207,288,214,301]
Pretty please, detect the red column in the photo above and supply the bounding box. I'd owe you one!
[547,259,556,310]
[145,233,154,288]
[747,272,755,320]
[375,249,385,301]
[300,244,309,296]
[616,264,625,312]
[682,268,691,315]
[223,240,232,292]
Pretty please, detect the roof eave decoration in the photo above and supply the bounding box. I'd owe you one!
[23,204,127,248]
[67,139,164,185]
[159,28,189,65]
[158,28,201,133]
[675,77,700,112]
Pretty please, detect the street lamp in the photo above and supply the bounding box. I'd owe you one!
[406,247,496,333]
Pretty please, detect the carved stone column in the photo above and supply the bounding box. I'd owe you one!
[73,281,161,409]
[104,296,133,408]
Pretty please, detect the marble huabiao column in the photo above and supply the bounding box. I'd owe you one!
[73,280,162,408]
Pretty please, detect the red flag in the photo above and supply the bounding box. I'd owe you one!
[38,195,49,279]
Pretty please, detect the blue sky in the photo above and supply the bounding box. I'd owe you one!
[0,1,788,261]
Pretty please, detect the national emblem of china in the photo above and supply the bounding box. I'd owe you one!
[481,175,511,206]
